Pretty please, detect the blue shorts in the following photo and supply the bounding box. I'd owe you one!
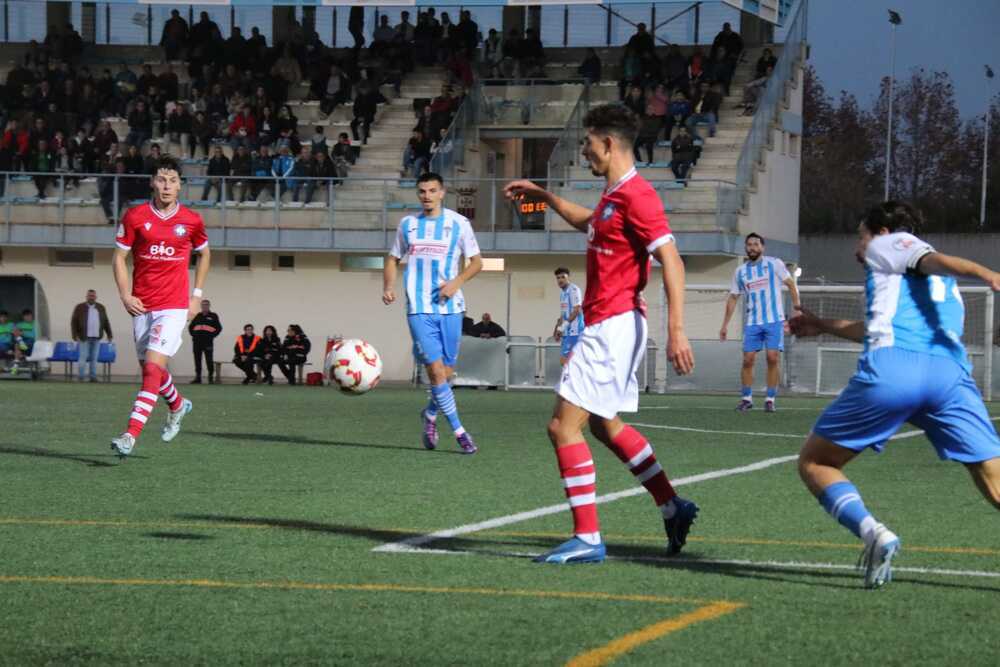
[743,322,784,352]
[560,334,580,358]
[407,313,463,367]
[813,347,1000,463]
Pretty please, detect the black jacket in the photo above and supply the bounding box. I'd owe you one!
[189,312,223,344]
[206,155,231,177]
[259,334,283,362]
[282,334,311,364]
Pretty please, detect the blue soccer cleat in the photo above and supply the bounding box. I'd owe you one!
[664,497,699,555]
[735,399,753,412]
[456,432,477,455]
[533,536,606,564]
[421,411,438,450]
[858,524,900,589]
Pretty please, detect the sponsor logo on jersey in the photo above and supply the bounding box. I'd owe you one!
[601,204,615,220]
[893,237,915,251]
[173,224,187,237]
[116,224,125,237]
[149,242,177,257]
[587,224,595,242]
[144,222,152,231]
[745,277,770,291]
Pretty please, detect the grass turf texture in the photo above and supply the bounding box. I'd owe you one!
[1,383,999,665]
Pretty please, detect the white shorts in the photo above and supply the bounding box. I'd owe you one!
[557,310,648,419]
[133,309,188,360]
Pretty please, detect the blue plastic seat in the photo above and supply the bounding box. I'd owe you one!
[98,342,117,381]
[50,341,80,378]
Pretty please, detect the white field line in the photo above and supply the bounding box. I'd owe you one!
[372,455,799,553]
[630,423,807,439]
[640,406,820,412]
[373,417,1000,555]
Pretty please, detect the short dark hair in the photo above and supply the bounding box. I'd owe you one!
[244,323,254,329]
[0,310,7,317]
[154,155,182,177]
[554,267,570,276]
[860,201,923,236]
[418,172,444,187]
[582,104,639,148]
[745,232,765,245]
[22,308,32,316]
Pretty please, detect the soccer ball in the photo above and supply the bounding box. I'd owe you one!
[327,338,382,395]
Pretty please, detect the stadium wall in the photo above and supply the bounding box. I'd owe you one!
[0,247,587,382]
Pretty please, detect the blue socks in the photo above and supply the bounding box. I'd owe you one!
[431,382,465,436]
[424,392,438,421]
[741,386,752,400]
[766,386,777,401]
[818,481,877,540]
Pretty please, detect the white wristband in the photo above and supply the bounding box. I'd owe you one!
[192,288,203,297]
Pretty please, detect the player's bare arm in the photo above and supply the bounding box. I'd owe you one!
[112,246,145,315]
[440,254,482,302]
[783,276,802,310]
[188,245,211,321]
[382,254,400,304]
[916,253,1000,291]
[789,308,864,342]
[653,242,694,375]
[504,180,592,232]
[719,294,738,341]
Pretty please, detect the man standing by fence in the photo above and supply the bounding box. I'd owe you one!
[71,289,113,382]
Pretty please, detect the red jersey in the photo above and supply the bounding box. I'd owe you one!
[115,202,208,311]
[583,168,674,326]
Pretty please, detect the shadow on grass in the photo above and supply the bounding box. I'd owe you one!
[145,532,215,541]
[189,431,463,455]
[0,444,138,468]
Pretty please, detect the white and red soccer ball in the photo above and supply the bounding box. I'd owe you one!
[327,338,382,395]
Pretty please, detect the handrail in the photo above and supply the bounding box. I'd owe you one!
[545,85,591,185]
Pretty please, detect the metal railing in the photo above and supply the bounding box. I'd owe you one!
[546,85,591,185]
[480,79,589,128]
[733,0,808,193]
[428,83,486,181]
[0,171,740,246]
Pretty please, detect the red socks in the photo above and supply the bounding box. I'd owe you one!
[608,425,676,507]
[159,370,184,412]
[126,363,164,438]
[556,442,599,538]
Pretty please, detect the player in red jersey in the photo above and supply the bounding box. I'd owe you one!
[110,155,210,458]
[505,105,697,563]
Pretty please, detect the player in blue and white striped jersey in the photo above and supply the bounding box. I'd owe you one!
[719,233,800,412]
[791,201,1000,588]
[553,267,585,365]
[383,173,483,454]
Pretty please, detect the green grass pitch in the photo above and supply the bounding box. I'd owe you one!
[1,383,999,665]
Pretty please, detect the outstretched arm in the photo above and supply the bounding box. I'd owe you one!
[917,253,1000,290]
[788,308,865,343]
[504,179,592,232]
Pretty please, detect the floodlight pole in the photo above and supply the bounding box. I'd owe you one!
[884,13,900,201]
[982,65,994,230]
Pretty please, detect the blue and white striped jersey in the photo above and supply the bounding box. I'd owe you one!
[730,256,791,326]
[390,208,481,315]
[560,283,585,336]
[863,232,968,370]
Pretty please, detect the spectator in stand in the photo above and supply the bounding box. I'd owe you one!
[623,84,645,118]
[125,99,152,147]
[578,48,602,83]
[93,119,117,155]
[160,9,188,61]
[414,12,437,66]
[136,64,157,97]
[158,63,180,101]
[113,63,137,111]
[28,117,50,150]
[330,132,355,184]
[96,68,117,115]
[229,144,252,202]
[471,313,506,339]
[311,150,336,200]
[501,28,521,78]
[712,22,743,63]
[70,289,113,383]
[626,23,656,59]
[224,27,249,69]
[188,299,222,384]
[671,125,696,184]
[619,46,642,100]
[2,120,30,171]
[0,144,13,195]
[54,143,74,189]
[663,44,689,93]
[99,159,125,224]
[29,139,54,197]
[289,147,314,203]
[206,83,228,124]
[664,89,692,139]
[740,65,773,115]
[190,110,213,158]
[756,48,777,78]
[446,49,475,89]
[709,47,734,95]
[413,104,434,138]
[318,64,352,119]
[519,28,546,78]
[272,144,295,200]
[456,10,479,55]
[351,84,385,145]
[309,126,328,156]
[372,16,397,54]
[258,325,283,385]
[402,129,431,179]
[76,82,100,127]
[686,81,722,139]
[484,29,503,78]
[166,101,193,153]
[233,323,262,384]
[122,144,146,200]
[190,11,223,63]
[251,145,274,201]
[279,324,311,385]
[229,104,257,150]
[438,13,456,63]
[257,106,277,147]
[635,105,660,165]
[272,46,303,103]
[395,11,416,43]
[218,63,242,98]
[203,144,231,202]
[142,142,163,175]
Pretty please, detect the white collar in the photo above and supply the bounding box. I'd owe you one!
[149,201,179,221]
[605,167,637,196]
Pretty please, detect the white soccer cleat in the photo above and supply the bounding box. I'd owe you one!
[110,433,135,459]
[858,523,901,589]
[161,399,193,443]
